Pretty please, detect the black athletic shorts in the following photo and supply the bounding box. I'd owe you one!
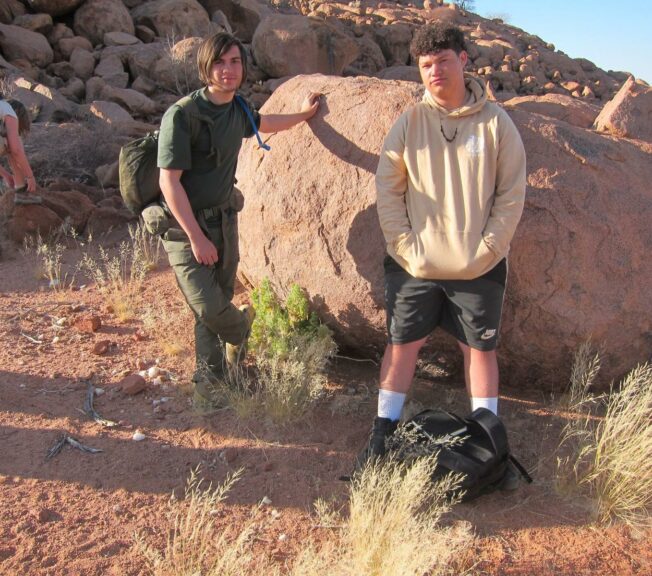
[384,255,507,351]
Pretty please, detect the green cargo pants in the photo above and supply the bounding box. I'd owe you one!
[161,207,248,392]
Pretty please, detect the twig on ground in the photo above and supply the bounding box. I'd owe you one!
[46,433,103,460]
[335,354,378,366]
[82,381,119,427]
[20,331,43,344]
[37,386,75,394]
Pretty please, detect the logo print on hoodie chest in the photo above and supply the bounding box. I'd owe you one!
[465,134,484,157]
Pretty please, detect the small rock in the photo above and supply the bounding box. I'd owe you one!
[261,496,272,506]
[73,315,101,333]
[113,504,123,514]
[278,533,287,542]
[152,376,164,386]
[147,366,161,379]
[133,329,146,342]
[51,336,60,344]
[119,374,146,395]
[92,340,111,355]
[35,508,60,523]
[94,387,105,396]
[132,430,146,441]
[152,397,171,407]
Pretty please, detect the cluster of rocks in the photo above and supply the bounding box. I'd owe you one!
[0,176,135,242]
[0,0,639,128]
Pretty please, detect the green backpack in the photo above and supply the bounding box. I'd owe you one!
[118,96,208,214]
[119,94,269,215]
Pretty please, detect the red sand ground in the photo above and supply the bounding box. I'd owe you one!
[0,231,650,575]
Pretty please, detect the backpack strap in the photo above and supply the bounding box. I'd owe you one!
[176,93,270,155]
[235,94,270,151]
[176,95,217,157]
[509,454,533,484]
[469,408,533,484]
[467,408,509,458]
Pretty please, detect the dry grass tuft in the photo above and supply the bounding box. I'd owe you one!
[141,301,189,359]
[81,223,155,322]
[556,344,652,527]
[135,468,267,576]
[22,230,77,290]
[129,222,162,272]
[290,456,472,576]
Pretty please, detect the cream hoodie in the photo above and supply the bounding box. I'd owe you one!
[376,75,526,280]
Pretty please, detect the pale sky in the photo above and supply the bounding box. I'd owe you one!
[474,0,651,83]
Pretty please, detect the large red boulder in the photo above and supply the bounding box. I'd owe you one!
[42,190,96,232]
[6,204,63,243]
[503,93,601,129]
[236,75,652,390]
[252,15,358,78]
[73,0,134,46]
[594,76,652,142]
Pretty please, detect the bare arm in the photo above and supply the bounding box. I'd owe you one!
[5,116,36,193]
[159,168,218,266]
[258,92,321,133]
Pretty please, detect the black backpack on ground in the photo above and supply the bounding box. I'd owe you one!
[395,407,532,501]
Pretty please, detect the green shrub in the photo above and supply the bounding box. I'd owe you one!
[225,279,336,422]
[250,278,334,365]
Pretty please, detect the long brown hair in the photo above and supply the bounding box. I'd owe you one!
[6,99,30,135]
[197,33,248,88]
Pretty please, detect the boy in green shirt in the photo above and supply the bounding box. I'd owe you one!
[157,32,320,411]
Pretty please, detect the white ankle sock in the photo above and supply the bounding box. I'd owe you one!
[378,389,406,422]
[471,396,498,416]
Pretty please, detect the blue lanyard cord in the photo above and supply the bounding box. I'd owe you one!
[235,94,271,151]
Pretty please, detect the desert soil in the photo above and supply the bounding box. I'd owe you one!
[0,227,650,576]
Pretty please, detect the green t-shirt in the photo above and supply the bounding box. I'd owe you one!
[157,88,260,211]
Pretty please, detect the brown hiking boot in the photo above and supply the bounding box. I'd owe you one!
[192,388,222,415]
[225,305,256,369]
[191,371,228,415]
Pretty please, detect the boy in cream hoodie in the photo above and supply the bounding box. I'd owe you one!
[356,23,526,478]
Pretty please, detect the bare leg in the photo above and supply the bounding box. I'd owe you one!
[352,337,429,471]
[458,341,499,398]
[379,337,428,394]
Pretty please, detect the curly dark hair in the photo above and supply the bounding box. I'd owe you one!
[410,22,467,59]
